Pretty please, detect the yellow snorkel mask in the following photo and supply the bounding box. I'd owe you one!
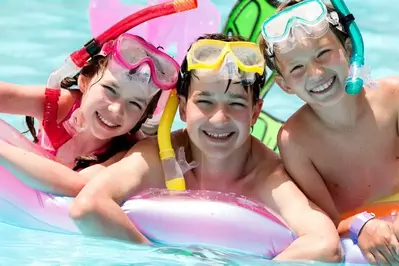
[186,39,265,84]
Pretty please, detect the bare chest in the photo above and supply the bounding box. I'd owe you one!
[55,137,104,167]
[183,168,260,201]
[308,115,399,213]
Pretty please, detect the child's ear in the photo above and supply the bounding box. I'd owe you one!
[77,75,90,93]
[178,95,187,122]
[251,99,263,126]
[275,74,295,94]
[344,38,352,58]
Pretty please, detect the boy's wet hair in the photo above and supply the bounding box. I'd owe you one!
[24,39,162,170]
[259,0,350,73]
[177,33,266,105]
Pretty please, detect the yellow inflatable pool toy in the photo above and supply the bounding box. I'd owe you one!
[374,192,399,203]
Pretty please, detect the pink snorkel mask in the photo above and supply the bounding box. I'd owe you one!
[102,33,180,91]
[45,0,198,90]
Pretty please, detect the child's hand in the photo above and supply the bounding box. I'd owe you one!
[134,130,146,140]
[358,218,399,265]
[177,147,198,174]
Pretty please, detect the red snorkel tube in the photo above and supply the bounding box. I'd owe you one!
[46,0,198,89]
[71,0,198,68]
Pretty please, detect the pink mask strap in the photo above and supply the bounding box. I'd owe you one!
[101,41,115,56]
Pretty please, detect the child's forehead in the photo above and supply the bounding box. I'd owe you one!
[189,78,249,97]
[277,32,340,61]
[100,68,156,100]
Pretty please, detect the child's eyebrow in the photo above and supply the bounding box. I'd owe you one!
[104,81,121,89]
[197,91,213,97]
[131,97,147,105]
[229,93,248,100]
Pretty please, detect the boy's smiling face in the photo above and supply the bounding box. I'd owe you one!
[274,30,351,107]
[179,76,262,159]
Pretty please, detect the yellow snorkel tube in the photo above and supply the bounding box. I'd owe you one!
[158,89,186,190]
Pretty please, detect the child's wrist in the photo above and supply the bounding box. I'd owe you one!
[349,211,376,244]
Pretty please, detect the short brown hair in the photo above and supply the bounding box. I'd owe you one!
[259,0,350,72]
[177,33,266,105]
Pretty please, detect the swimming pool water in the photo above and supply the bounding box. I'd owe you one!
[0,0,398,264]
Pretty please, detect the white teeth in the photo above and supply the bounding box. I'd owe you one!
[310,77,334,93]
[96,113,119,128]
[204,131,232,139]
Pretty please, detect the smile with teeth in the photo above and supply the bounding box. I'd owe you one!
[96,112,120,128]
[309,76,335,94]
[203,130,234,139]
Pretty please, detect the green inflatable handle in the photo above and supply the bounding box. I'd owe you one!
[330,0,364,95]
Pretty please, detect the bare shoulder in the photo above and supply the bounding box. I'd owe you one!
[57,89,82,122]
[277,105,313,154]
[368,76,399,99]
[79,151,127,179]
[123,135,161,164]
[170,129,189,150]
[364,76,399,113]
[251,136,280,165]
[125,129,187,158]
[377,76,399,89]
[120,129,187,179]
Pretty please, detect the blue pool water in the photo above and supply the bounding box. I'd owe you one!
[0,0,398,264]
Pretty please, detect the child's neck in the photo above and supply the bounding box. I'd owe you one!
[311,89,368,129]
[189,137,252,189]
[71,113,110,153]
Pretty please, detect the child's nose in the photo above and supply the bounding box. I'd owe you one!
[209,106,230,125]
[307,61,325,77]
[108,102,124,116]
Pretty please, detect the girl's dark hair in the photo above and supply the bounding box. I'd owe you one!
[177,33,266,105]
[259,0,350,73]
[25,54,162,171]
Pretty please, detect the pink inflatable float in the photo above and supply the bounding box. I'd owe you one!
[0,118,375,264]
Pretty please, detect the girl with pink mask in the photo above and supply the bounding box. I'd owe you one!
[0,33,180,196]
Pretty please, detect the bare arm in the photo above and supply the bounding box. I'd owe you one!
[0,140,125,196]
[259,164,342,262]
[69,138,166,243]
[0,82,46,118]
[277,127,340,223]
[0,81,79,120]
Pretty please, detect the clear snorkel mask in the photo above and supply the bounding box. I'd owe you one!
[261,0,341,57]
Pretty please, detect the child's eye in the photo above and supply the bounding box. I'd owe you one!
[230,102,246,108]
[317,49,331,58]
[196,100,212,105]
[103,85,116,94]
[290,65,304,73]
[129,101,142,110]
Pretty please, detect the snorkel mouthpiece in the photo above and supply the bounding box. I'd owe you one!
[330,0,364,94]
[346,60,364,94]
[173,0,198,12]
